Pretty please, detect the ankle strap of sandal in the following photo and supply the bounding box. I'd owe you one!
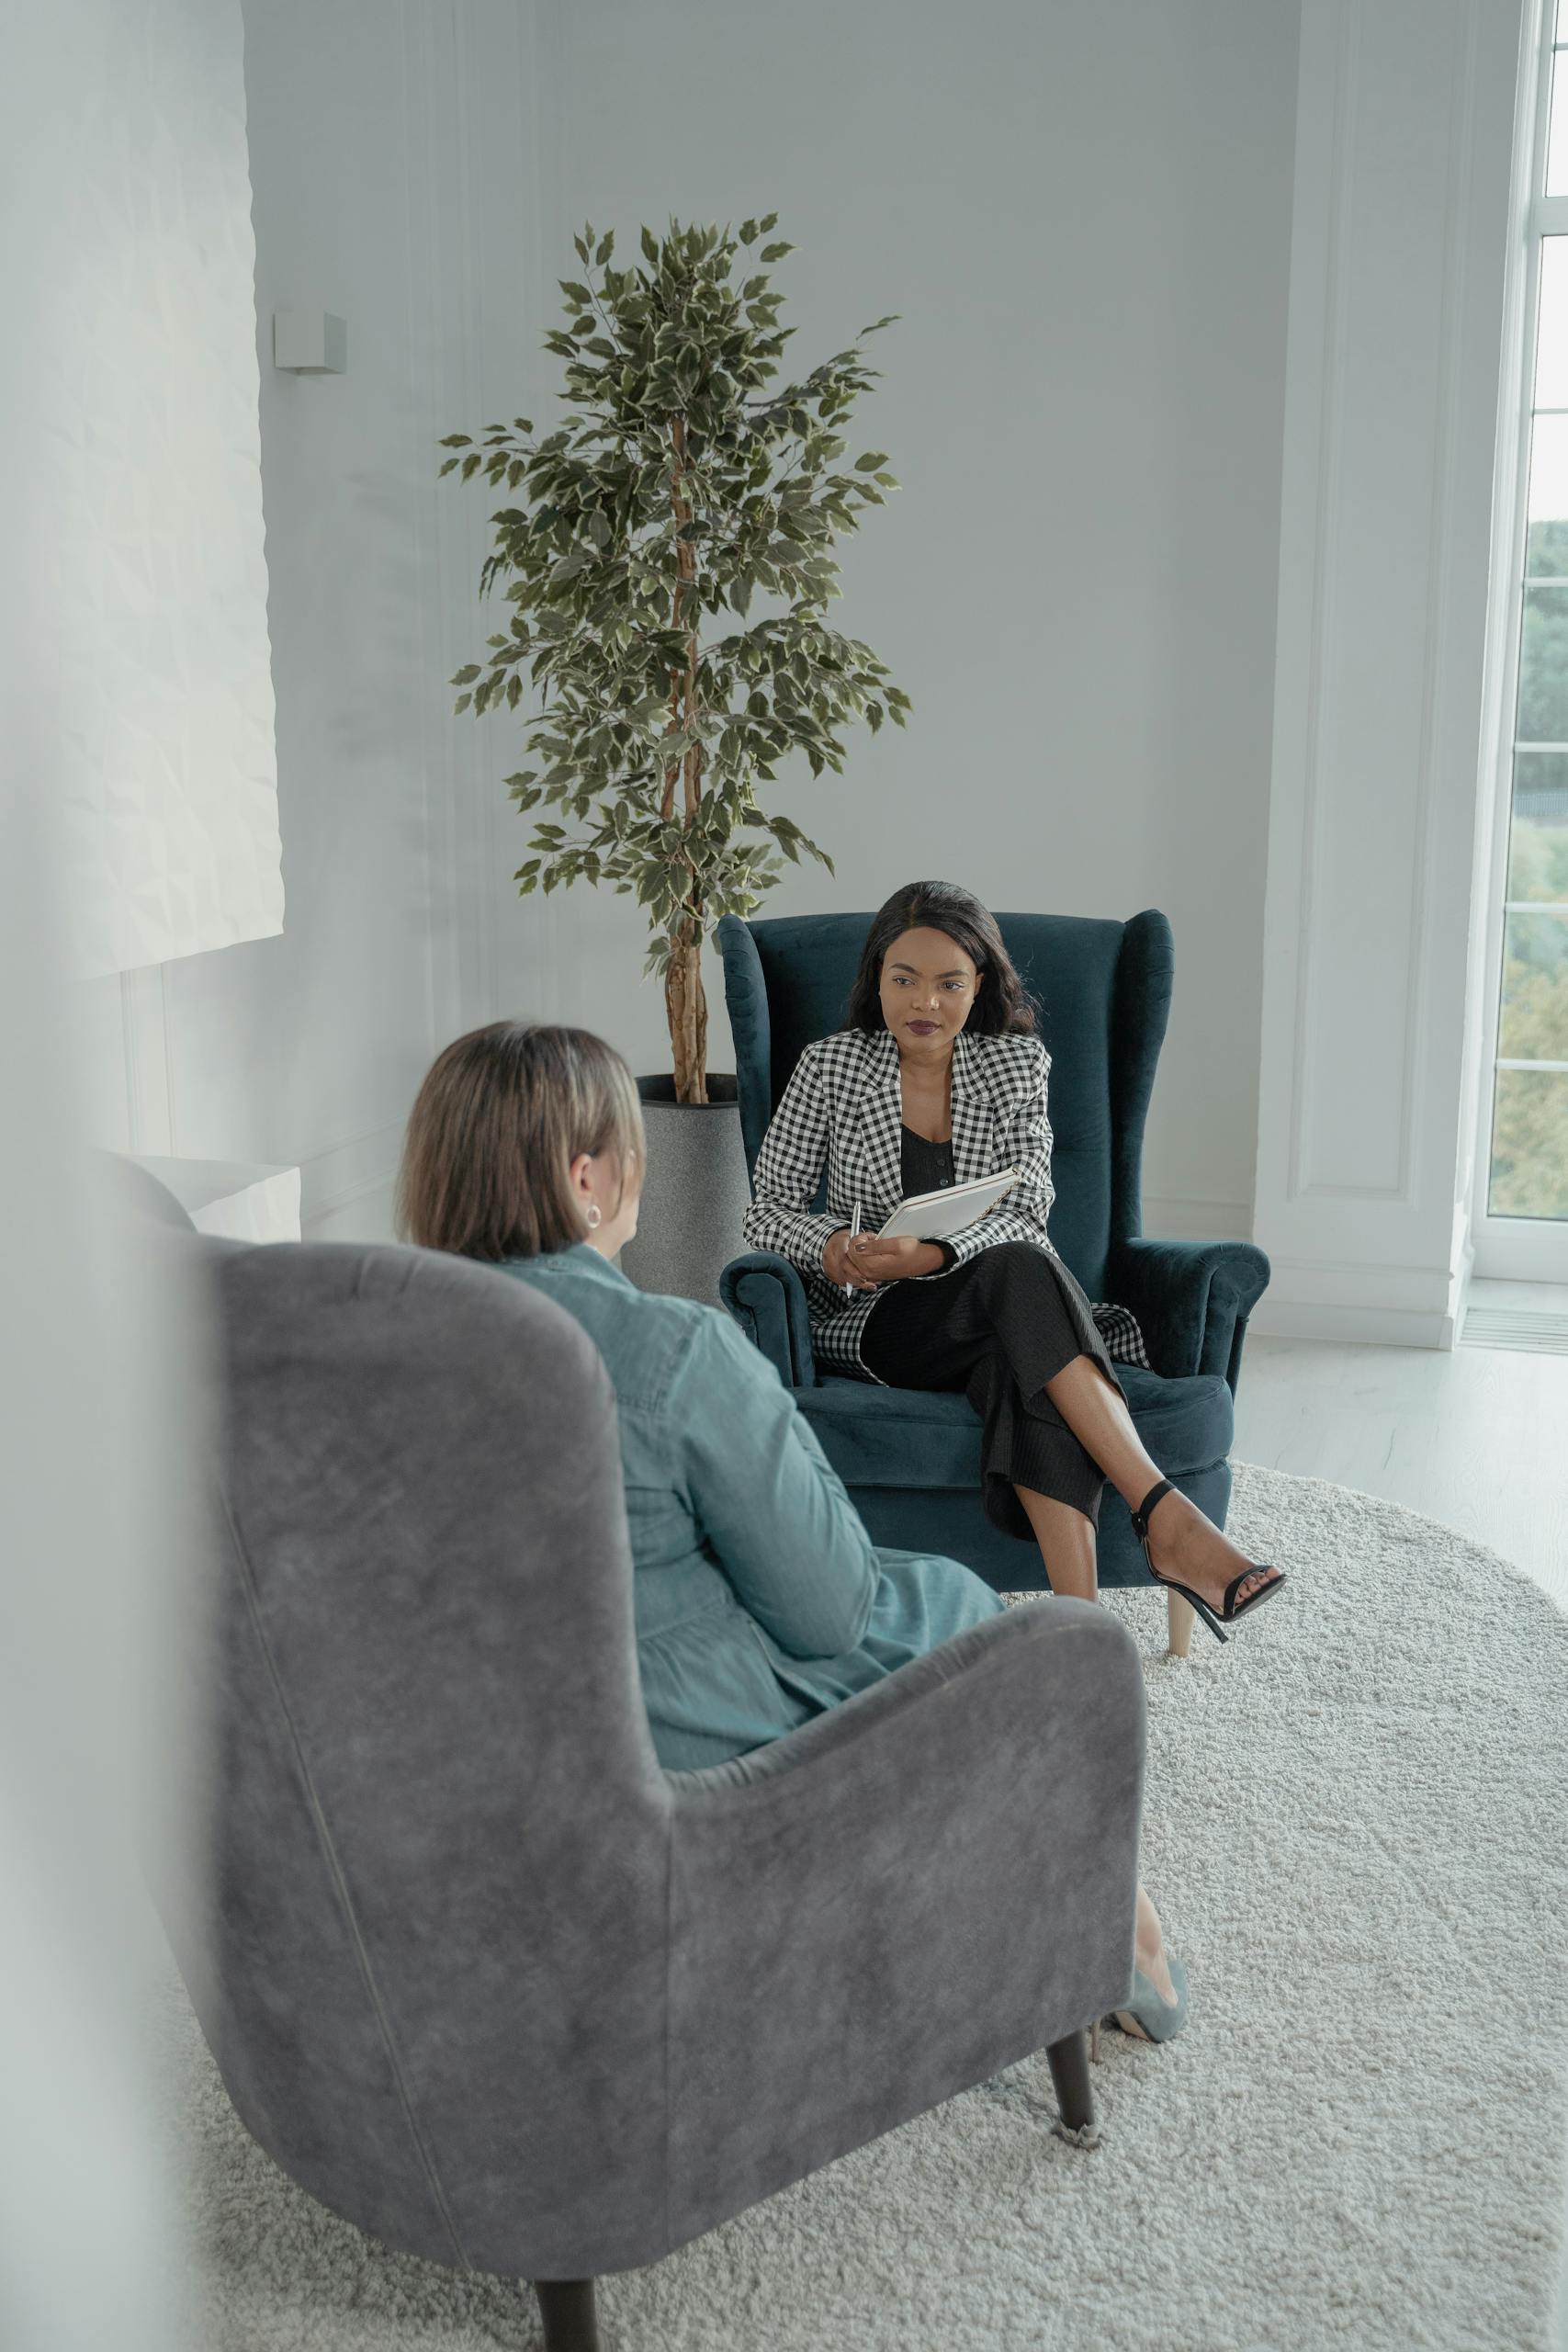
[1131,1476,1174,1540]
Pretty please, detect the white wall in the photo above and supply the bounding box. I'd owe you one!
[59,0,1528,1307]
[65,1,1301,1247]
[79,1,558,1241]
[510,0,1303,1235]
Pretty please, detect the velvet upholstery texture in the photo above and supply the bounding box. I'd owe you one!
[716,910,1269,1591]
[163,1235,1147,2287]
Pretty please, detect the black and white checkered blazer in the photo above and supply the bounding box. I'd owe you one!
[741,1024,1148,1378]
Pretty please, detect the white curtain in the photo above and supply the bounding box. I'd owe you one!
[2,0,284,977]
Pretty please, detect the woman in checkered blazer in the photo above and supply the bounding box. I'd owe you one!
[742,880,1281,1634]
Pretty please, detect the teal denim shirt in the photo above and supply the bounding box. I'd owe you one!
[500,1245,1002,1770]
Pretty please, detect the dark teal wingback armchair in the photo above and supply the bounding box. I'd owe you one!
[716,909,1269,1611]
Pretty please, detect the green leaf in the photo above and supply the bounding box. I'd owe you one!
[559,279,593,306]
[438,434,473,448]
[640,224,660,266]
[853,452,887,470]
[595,230,615,265]
[758,210,778,232]
[759,243,794,263]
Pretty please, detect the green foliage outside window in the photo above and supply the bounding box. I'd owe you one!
[1492,518,1568,1214]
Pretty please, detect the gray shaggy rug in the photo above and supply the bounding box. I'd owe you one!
[160,1465,1568,2351]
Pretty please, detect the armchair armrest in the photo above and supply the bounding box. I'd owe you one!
[718,1250,818,1388]
[662,1600,1144,2235]
[1107,1234,1270,1390]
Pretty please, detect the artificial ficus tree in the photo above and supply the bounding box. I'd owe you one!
[440,213,909,1103]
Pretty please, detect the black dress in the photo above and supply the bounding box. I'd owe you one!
[858,1126,1119,1534]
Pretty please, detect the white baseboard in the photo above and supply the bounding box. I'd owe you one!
[1140,1196,1254,1242]
[1247,1298,1457,1349]
[1247,1250,1464,1351]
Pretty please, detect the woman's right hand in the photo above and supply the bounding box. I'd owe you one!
[823,1227,881,1291]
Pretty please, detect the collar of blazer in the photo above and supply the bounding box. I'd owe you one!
[858,1026,995,1214]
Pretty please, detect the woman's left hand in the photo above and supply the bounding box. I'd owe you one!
[847,1234,946,1285]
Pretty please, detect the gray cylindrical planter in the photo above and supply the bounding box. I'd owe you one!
[618,1073,752,1306]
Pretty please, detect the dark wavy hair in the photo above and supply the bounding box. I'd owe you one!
[841,881,1037,1036]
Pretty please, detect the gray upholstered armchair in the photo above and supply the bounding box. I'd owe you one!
[716,909,1270,1641]
[157,1229,1147,2350]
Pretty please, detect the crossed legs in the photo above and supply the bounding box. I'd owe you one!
[1015,1353,1276,1626]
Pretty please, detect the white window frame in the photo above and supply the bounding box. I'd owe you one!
[1472,0,1568,1283]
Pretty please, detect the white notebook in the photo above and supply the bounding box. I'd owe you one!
[876,1167,1020,1242]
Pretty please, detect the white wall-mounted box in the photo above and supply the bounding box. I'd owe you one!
[273,309,347,372]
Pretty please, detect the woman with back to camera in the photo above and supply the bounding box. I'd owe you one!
[398,1017,1188,2043]
[743,879,1284,1638]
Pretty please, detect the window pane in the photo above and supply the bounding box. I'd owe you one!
[1516,584,1568,739]
[1526,417,1568,575]
[1498,912,1568,1063]
[1488,1069,1568,1218]
[1536,239,1568,406]
[1508,755,1568,899]
[1551,50,1568,195]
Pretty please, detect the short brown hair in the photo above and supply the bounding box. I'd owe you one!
[397,1021,644,1261]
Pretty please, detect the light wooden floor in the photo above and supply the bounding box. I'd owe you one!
[1234,1281,1568,1611]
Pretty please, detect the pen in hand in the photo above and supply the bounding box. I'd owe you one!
[843,1201,862,1298]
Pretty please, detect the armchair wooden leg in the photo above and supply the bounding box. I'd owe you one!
[1045,2029,1095,2135]
[533,2278,600,2352]
[1166,1589,1195,1658]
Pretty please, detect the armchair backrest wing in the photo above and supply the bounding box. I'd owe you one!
[717,909,1173,1300]
[167,1238,672,2278]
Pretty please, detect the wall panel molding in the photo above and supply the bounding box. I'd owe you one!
[298,1120,405,1235]
[1253,0,1528,1343]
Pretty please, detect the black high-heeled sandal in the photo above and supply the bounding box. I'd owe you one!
[1131,1476,1284,1645]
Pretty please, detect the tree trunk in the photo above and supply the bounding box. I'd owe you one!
[666,926,708,1103]
[662,415,707,1100]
